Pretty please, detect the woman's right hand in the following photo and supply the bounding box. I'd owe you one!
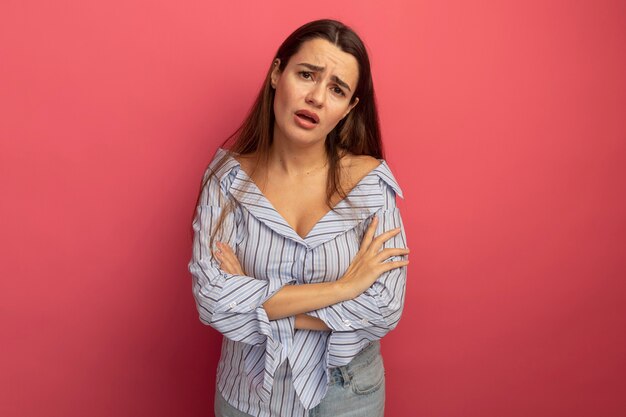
[336,216,410,300]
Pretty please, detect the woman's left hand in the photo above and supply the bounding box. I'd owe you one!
[214,242,246,275]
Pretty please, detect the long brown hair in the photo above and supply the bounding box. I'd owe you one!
[193,19,385,244]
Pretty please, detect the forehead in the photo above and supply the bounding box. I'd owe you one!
[289,38,359,85]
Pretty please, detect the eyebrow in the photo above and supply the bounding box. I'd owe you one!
[297,63,352,92]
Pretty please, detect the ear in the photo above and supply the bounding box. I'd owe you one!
[270,59,281,89]
[342,97,359,119]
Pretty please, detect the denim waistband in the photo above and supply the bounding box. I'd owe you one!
[327,340,381,386]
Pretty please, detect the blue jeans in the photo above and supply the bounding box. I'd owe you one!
[214,341,385,417]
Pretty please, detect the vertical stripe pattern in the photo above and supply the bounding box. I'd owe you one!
[189,148,407,416]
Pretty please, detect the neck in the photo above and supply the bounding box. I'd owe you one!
[269,131,328,177]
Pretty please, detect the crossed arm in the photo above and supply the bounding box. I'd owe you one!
[212,215,409,332]
[213,240,332,331]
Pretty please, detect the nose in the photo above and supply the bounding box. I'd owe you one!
[305,83,325,108]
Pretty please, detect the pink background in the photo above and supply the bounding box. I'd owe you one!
[2,1,625,416]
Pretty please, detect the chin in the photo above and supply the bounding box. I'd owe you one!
[276,124,327,146]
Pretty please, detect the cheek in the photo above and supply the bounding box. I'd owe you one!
[273,87,291,120]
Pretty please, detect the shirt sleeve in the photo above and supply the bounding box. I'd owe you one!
[307,182,408,367]
[188,168,296,347]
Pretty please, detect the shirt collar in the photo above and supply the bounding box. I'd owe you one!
[213,147,403,249]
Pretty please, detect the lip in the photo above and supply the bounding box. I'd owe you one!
[294,113,317,129]
[294,109,320,124]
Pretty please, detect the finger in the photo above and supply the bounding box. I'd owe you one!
[217,242,245,275]
[213,242,231,266]
[377,259,410,273]
[370,228,402,251]
[217,244,236,262]
[220,255,235,271]
[375,247,410,262]
[214,251,234,274]
[359,216,379,250]
[221,262,235,275]
[222,257,240,275]
[219,242,236,255]
[216,242,237,264]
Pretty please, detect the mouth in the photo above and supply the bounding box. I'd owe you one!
[295,110,319,124]
[294,114,316,129]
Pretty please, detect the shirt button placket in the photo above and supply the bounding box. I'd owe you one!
[301,244,312,284]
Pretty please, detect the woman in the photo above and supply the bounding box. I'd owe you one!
[189,19,409,417]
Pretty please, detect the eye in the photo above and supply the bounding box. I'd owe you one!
[332,86,346,97]
[298,71,313,80]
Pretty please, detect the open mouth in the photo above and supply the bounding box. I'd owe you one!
[295,110,319,124]
[296,113,318,124]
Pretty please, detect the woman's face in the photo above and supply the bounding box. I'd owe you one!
[270,38,360,148]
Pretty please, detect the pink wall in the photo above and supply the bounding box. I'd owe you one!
[1,1,625,416]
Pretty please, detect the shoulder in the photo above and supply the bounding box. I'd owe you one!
[339,151,403,198]
[341,152,380,174]
[339,152,381,183]
[202,148,243,191]
[231,151,257,176]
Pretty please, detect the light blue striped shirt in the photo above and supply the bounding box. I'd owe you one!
[189,148,407,416]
